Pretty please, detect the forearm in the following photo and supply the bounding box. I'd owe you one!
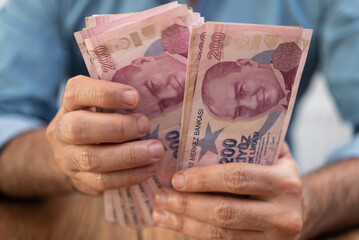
[300,158,359,239]
[0,129,74,197]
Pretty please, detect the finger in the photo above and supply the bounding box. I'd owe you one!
[56,110,149,144]
[62,75,139,111]
[74,163,158,192]
[71,177,103,195]
[153,208,265,240]
[63,140,164,172]
[275,143,300,176]
[172,163,284,197]
[279,141,292,158]
[155,188,270,231]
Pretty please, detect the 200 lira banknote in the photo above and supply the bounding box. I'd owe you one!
[75,3,202,227]
[178,22,312,170]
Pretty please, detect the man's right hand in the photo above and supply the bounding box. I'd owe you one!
[46,75,164,195]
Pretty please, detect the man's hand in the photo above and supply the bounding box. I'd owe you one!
[46,75,164,195]
[153,143,303,240]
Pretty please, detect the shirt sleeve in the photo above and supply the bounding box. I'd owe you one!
[0,0,69,150]
[319,0,359,162]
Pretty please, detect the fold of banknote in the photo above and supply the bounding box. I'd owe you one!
[178,22,312,170]
[76,3,202,227]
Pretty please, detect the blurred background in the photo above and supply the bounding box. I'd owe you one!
[292,74,352,174]
[0,0,352,176]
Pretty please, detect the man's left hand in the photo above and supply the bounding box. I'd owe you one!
[153,143,303,240]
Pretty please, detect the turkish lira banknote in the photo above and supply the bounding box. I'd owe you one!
[178,22,312,170]
[75,2,202,227]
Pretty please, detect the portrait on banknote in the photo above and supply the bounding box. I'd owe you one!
[110,24,189,117]
[111,52,186,117]
[201,42,302,120]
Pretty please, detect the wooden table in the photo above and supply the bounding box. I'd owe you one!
[0,193,358,240]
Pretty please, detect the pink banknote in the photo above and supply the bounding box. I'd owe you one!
[78,4,200,227]
[178,22,312,170]
[74,2,181,79]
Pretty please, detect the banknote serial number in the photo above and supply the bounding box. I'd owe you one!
[94,45,116,72]
[207,32,225,60]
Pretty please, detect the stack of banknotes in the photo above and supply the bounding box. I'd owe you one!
[74,1,312,227]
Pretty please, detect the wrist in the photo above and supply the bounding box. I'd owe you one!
[296,178,315,240]
[0,129,75,197]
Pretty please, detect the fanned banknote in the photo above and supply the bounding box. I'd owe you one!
[85,1,179,28]
[178,22,312,170]
[75,4,202,227]
[74,2,181,79]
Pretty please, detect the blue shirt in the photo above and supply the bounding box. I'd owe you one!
[1,0,359,165]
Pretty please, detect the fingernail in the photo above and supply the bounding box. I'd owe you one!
[172,173,186,189]
[122,90,138,106]
[149,142,164,160]
[155,190,169,205]
[137,115,150,134]
[153,209,167,224]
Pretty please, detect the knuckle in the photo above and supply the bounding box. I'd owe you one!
[225,165,250,193]
[125,144,137,166]
[68,151,81,170]
[172,214,185,232]
[191,175,208,190]
[64,77,80,106]
[94,87,107,105]
[122,170,136,186]
[284,211,303,234]
[65,76,106,107]
[113,116,125,138]
[79,150,93,171]
[58,115,82,142]
[213,201,237,227]
[177,195,190,215]
[208,225,226,240]
[268,211,303,235]
[55,116,66,136]
[282,177,302,196]
[77,146,99,171]
[95,173,107,191]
